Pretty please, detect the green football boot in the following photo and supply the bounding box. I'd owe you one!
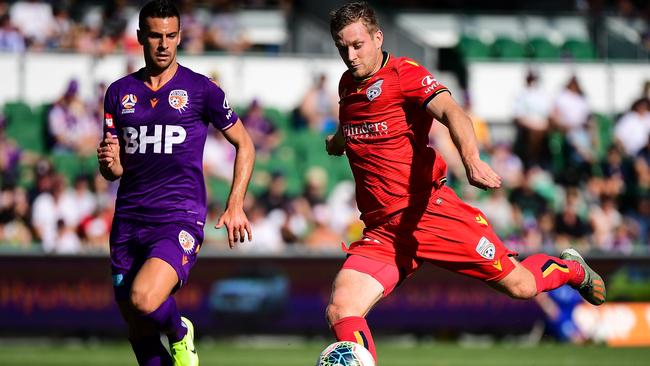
[560,248,606,305]
[170,317,199,366]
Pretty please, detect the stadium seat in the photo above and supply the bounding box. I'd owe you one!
[562,39,596,60]
[4,102,47,154]
[593,113,614,159]
[527,38,561,59]
[457,35,490,59]
[490,37,526,59]
[51,153,85,181]
[263,107,291,130]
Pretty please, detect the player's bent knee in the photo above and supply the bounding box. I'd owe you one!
[326,302,364,326]
[130,289,161,314]
[505,281,537,299]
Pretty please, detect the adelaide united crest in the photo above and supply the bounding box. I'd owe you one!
[366,79,383,101]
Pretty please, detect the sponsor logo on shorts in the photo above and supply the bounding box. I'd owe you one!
[492,259,502,271]
[366,79,383,101]
[476,236,495,260]
[178,230,196,254]
[112,273,124,287]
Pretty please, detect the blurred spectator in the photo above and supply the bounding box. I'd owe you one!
[512,70,550,168]
[629,191,650,245]
[31,173,79,252]
[589,194,623,251]
[298,73,339,134]
[242,99,281,157]
[279,196,310,243]
[509,167,550,228]
[304,204,341,251]
[472,187,513,237]
[52,218,81,254]
[240,200,284,252]
[47,79,100,156]
[0,185,33,247]
[206,2,251,53]
[551,76,595,182]
[70,175,97,223]
[203,129,236,182]
[326,180,362,242]
[101,0,130,49]
[489,143,523,189]
[48,6,74,50]
[179,0,208,54]
[9,0,54,49]
[463,94,491,152]
[0,115,21,187]
[0,13,25,51]
[614,98,650,157]
[594,145,634,199]
[258,171,290,212]
[554,187,591,252]
[302,166,327,207]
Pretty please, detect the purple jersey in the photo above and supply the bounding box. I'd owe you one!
[103,64,237,225]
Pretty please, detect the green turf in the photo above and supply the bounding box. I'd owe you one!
[1,340,649,365]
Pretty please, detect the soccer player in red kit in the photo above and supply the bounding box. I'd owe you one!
[324,2,606,362]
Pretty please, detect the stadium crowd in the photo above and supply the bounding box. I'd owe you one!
[0,0,292,54]
[1,0,650,256]
[1,69,649,256]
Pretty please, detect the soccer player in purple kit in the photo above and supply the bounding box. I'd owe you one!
[96,1,255,365]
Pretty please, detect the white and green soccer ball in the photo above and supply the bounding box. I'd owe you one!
[316,341,375,366]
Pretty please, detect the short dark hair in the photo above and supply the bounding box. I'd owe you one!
[139,0,181,31]
[329,1,379,38]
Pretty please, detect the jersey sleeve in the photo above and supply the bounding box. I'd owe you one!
[397,58,449,108]
[203,77,239,130]
[103,84,119,137]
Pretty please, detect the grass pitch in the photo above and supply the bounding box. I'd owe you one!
[1,339,649,365]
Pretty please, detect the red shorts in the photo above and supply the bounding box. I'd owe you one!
[342,186,517,297]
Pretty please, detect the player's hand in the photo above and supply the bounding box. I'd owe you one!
[325,134,345,156]
[463,156,502,190]
[215,207,252,249]
[97,132,120,168]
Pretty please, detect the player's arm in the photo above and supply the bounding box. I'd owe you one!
[97,91,123,181]
[97,132,123,181]
[425,92,501,189]
[325,124,345,156]
[215,119,255,248]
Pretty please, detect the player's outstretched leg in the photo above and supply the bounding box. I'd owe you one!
[170,316,199,366]
[561,248,606,305]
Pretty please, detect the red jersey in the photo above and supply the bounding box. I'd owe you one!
[338,52,450,226]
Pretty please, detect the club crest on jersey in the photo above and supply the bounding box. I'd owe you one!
[366,79,383,101]
[121,94,137,114]
[178,230,196,254]
[476,236,496,260]
[169,89,189,113]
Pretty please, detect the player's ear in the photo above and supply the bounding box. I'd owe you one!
[177,29,182,46]
[374,29,383,49]
[137,29,145,45]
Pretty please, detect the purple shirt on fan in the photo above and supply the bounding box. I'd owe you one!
[103,64,237,226]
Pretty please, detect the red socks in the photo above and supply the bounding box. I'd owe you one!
[331,316,376,361]
[521,254,585,293]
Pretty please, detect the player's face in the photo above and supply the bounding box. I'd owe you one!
[334,20,383,79]
[138,16,181,72]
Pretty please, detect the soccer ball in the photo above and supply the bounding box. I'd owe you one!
[315,341,375,366]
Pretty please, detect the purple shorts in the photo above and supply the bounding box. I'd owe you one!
[110,217,204,300]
